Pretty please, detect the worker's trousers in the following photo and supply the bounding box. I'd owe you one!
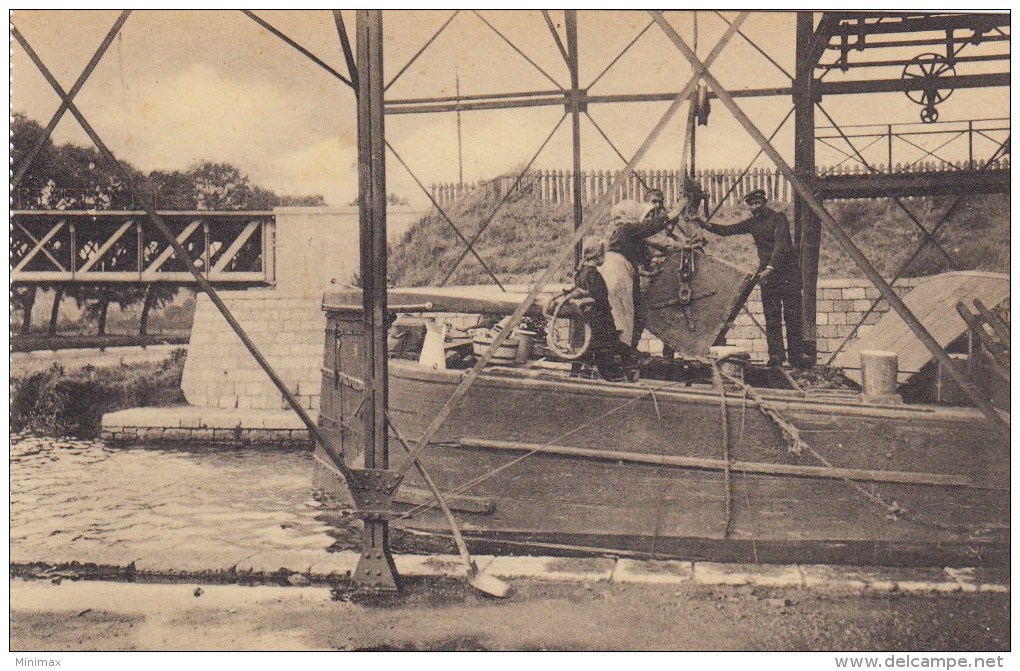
[759,270,803,364]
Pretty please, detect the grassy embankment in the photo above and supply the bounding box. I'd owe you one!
[389,183,1009,285]
[10,350,187,438]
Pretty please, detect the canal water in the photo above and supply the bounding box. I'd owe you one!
[9,433,364,569]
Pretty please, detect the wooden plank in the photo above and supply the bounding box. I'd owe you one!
[395,485,494,515]
[836,272,1009,382]
[323,286,581,318]
[455,436,979,488]
[848,277,963,356]
[973,298,1011,344]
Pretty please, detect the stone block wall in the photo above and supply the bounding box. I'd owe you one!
[181,291,325,411]
[639,277,920,360]
[179,205,426,414]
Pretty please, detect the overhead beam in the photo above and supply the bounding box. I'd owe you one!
[822,53,1009,71]
[385,85,793,115]
[824,33,1010,51]
[816,168,1010,199]
[384,71,1009,116]
[817,72,1009,96]
[830,13,1009,37]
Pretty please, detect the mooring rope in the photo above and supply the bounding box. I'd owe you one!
[716,366,996,536]
[711,362,735,539]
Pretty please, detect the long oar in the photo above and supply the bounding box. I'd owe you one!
[386,414,510,598]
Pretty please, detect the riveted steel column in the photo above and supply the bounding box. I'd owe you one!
[794,11,820,365]
[354,9,399,591]
[566,10,583,266]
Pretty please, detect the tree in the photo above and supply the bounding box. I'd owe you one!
[49,284,67,335]
[190,162,258,210]
[147,170,197,210]
[11,113,59,208]
[11,284,37,335]
[138,284,178,336]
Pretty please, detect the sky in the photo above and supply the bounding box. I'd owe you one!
[10,10,1010,208]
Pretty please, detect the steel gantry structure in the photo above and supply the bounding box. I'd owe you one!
[361,10,1012,590]
[11,10,1009,592]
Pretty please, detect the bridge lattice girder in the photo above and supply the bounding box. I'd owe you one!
[10,210,275,285]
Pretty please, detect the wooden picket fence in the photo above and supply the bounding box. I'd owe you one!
[429,159,1010,210]
[430,168,789,210]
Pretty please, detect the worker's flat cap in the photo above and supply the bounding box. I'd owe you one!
[743,189,767,203]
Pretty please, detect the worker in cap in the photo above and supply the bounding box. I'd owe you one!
[641,187,672,238]
[689,189,807,368]
[571,236,637,381]
[645,188,666,209]
[744,188,767,202]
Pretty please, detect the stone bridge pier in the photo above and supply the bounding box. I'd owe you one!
[102,205,425,446]
[183,206,425,413]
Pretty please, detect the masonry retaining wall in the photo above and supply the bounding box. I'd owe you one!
[182,277,923,411]
[712,277,919,361]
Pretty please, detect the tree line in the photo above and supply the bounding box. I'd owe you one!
[11,113,326,338]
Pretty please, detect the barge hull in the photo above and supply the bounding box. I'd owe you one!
[318,360,1009,567]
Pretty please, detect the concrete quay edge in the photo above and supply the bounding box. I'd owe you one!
[100,406,315,447]
[11,553,1008,595]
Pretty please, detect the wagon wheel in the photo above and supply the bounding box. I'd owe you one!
[902,53,956,123]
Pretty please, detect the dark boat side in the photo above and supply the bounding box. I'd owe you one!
[318,352,1009,567]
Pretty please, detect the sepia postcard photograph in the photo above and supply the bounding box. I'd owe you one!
[7,7,1011,661]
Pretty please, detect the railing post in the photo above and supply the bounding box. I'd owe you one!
[202,220,211,279]
[264,216,276,285]
[136,220,144,279]
[887,124,893,173]
[69,221,77,280]
[968,120,974,169]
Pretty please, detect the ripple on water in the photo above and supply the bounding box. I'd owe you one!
[9,434,364,567]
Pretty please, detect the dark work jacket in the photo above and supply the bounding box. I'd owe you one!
[574,265,621,349]
[606,212,672,270]
[703,207,798,274]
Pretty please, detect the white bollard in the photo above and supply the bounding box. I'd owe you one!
[859,349,903,405]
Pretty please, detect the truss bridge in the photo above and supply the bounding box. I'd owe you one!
[10,210,275,285]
